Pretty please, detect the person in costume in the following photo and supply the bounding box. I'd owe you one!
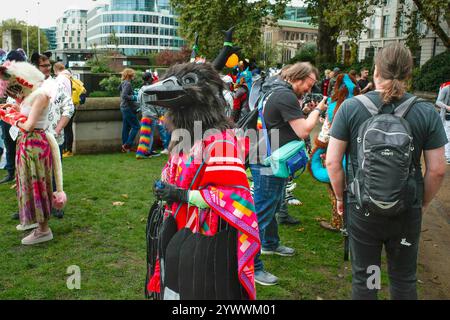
[136,72,170,159]
[309,73,359,232]
[0,61,67,245]
[147,62,260,300]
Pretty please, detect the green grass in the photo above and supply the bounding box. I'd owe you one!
[0,153,393,300]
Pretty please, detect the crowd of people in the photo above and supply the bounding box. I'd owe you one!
[1,41,448,301]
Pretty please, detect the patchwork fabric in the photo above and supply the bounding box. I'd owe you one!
[159,130,260,300]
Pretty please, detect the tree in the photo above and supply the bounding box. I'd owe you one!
[409,0,449,49]
[108,30,120,52]
[155,46,191,66]
[305,0,449,66]
[170,0,288,61]
[304,0,379,64]
[0,19,48,55]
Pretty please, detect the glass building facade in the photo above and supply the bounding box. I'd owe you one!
[42,27,57,51]
[87,0,184,56]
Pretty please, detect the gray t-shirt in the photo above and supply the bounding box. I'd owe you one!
[331,91,448,204]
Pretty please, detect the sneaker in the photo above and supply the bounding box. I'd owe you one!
[286,181,297,193]
[16,223,39,231]
[21,228,53,245]
[261,245,295,257]
[63,151,73,158]
[254,270,278,286]
[51,209,64,219]
[286,193,303,206]
[278,215,301,225]
[160,149,169,155]
[149,151,161,157]
[11,212,19,220]
[121,144,131,153]
[0,173,14,184]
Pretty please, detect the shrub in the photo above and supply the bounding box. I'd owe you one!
[89,91,119,98]
[289,43,318,64]
[86,56,113,74]
[413,51,450,92]
[99,76,121,94]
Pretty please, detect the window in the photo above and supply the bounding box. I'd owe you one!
[368,16,375,39]
[396,14,404,37]
[365,47,375,59]
[382,15,390,38]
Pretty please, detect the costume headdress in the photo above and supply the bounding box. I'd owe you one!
[0,61,45,103]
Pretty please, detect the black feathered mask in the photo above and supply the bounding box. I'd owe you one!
[144,62,231,136]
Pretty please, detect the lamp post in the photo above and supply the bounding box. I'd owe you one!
[25,10,30,58]
[37,1,41,53]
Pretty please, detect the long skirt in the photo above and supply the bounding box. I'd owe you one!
[16,130,53,225]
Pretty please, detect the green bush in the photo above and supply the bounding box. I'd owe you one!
[86,56,113,74]
[89,91,119,98]
[413,51,450,92]
[289,43,318,64]
[131,70,144,90]
[100,76,122,94]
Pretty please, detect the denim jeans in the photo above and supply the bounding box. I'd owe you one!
[348,203,422,300]
[121,108,140,146]
[1,121,16,175]
[250,164,287,272]
[150,117,170,150]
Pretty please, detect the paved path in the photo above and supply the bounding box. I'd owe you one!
[418,166,450,299]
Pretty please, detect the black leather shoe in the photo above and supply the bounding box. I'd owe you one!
[0,173,14,184]
[52,209,64,219]
[11,212,19,220]
[278,215,301,225]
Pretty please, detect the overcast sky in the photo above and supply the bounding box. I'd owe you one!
[0,0,304,29]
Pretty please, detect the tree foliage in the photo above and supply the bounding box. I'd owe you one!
[289,43,317,64]
[304,0,449,65]
[154,46,191,66]
[413,51,450,91]
[0,19,48,55]
[170,0,288,60]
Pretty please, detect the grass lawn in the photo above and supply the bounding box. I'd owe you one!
[0,152,393,300]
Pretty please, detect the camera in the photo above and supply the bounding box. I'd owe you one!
[302,93,324,107]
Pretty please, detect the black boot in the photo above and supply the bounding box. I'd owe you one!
[277,214,301,225]
[0,172,14,184]
[52,209,64,219]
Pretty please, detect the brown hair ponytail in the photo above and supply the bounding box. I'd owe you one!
[374,43,413,103]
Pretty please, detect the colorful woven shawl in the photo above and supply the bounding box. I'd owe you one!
[162,130,261,300]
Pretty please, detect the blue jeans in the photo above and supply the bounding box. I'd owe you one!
[250,164,287,272]
[150,117,170,150]
[121,108,140,146]
[1,121,16,175]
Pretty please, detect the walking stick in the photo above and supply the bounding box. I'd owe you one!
[342,190,350,262]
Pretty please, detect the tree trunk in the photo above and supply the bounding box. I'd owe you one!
[317,16,339,64]
[412,0,450,49]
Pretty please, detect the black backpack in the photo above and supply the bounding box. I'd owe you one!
[349,95,419,217]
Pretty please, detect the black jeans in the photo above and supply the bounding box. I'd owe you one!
[0,121,16,175]
[348,203,422,300]
[63,110,76,153]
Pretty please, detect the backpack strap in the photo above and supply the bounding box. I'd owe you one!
[258,91,273,157]
[394,96,419,118]
[354,95,379,116]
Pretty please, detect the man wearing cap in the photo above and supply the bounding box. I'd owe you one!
[327,67,341,98]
